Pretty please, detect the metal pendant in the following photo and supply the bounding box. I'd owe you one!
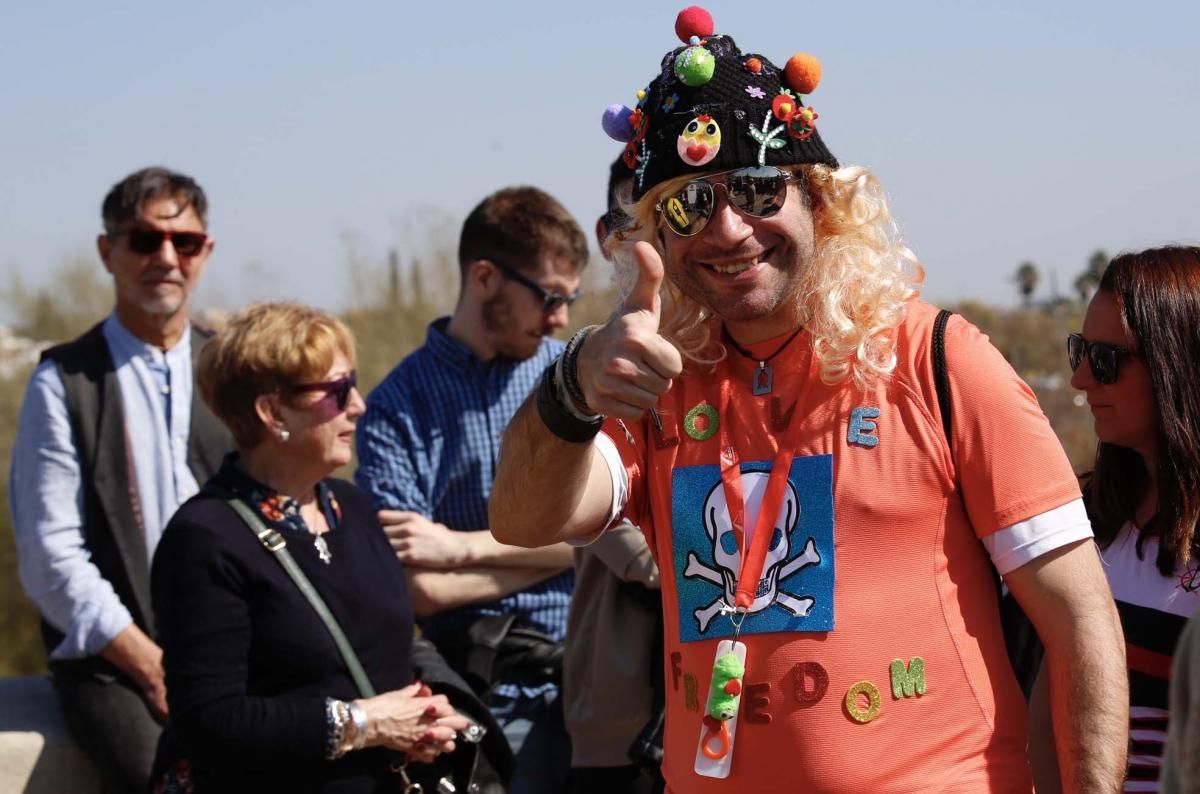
[752,364,773,395]
[313,534,332,564]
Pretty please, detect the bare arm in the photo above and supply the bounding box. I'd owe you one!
[379,510,575,569]
[1005,539,1128,793]
[490,400,616,547]
[405,566,566,618]
[1027,661,1061,794]
[491,241,682,548]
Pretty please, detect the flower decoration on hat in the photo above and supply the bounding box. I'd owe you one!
[677,113,722,167]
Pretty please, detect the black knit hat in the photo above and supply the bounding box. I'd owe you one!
[601,6,839,201]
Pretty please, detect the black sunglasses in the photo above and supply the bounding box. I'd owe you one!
[655,165,792,237]
[489,259,581,313]
[1067,333,1132,385]
[116,228,209,257]
[291,371,358,411]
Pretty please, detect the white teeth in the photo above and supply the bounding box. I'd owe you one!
[711,260,757,274]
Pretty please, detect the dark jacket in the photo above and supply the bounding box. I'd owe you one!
[39,321,230,679]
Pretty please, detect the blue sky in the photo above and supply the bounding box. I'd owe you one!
[1,0,1196,317]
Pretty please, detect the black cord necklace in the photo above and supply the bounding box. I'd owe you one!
[722,325,804,395]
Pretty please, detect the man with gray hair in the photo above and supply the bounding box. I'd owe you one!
[10,166,230,792]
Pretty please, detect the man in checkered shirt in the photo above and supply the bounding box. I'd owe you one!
[356,185,589,794]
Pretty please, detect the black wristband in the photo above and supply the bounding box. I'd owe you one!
[537,361,603,443]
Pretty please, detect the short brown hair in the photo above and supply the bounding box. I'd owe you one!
[198,302,357,449]
[458,186,589,276]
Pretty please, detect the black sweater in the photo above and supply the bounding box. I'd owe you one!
[152,477,415,793]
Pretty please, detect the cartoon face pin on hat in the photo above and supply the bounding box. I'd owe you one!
[599,6,839,201]
[677,114,722,166]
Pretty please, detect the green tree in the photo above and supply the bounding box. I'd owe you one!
[3,254,112,342]
[1014,261,1040,309]
[1073,249,1110,305]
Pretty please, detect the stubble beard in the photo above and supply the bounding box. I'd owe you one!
[482,294,543,361]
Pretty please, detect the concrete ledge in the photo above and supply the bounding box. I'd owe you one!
[0,676,100,794]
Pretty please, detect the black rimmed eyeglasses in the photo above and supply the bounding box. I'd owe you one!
[489,259,582,314]
[1067,334,1133,385]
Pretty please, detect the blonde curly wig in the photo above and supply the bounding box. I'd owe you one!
[607,164,925,390]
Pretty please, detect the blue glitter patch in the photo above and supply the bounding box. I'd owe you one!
[847,406,881,448]
[672,455,835,642]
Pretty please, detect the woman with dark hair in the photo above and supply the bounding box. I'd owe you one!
[1036,245,1200,792]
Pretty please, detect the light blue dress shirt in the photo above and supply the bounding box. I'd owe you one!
[10,314,199,659]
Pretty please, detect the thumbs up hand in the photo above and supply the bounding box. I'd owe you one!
[575,242,684,420]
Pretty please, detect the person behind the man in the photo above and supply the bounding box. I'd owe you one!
[563,157,665,794]
[355,185,588,794]
[489,7,1128,793]
[10,166,230,792]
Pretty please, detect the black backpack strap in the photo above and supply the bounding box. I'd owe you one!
[932,309,954,459]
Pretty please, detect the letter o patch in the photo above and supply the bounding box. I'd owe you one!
[845,680,881,724]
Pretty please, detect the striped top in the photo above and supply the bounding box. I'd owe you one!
[1103,521,1200,792]
[355,318,574,701]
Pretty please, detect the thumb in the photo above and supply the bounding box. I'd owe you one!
[625,241,665,319]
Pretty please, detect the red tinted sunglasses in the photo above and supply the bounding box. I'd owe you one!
[117,228,209,257]
[290,371,358,410]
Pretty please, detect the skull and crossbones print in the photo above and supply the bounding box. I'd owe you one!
[683,472,822,634]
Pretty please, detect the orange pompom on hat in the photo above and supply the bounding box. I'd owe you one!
[600,6,838,200]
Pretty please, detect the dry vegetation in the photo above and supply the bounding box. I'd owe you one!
[0,249,1096,676]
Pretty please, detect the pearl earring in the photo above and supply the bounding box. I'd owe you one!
[278,428,290,442]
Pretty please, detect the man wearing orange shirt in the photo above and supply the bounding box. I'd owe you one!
[489,7,1128,793]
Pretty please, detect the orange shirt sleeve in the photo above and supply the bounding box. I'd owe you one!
[941,314,1082,537]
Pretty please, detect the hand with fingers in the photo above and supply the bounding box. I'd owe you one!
[354,681,472,756]
[378,510,469,568]
[577,241,684,420]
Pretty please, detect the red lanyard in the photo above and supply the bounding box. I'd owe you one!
[715,374,805,611]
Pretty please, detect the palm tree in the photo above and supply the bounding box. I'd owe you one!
[1014,261,1040,309]
[1073,249,1109,305]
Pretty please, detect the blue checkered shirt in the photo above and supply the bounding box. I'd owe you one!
[355,317,574,701]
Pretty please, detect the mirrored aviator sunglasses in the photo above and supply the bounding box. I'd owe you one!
[656,166,791,237]
[1067,333,1130,385]
[123,228,209,257]
[291,371,358,410]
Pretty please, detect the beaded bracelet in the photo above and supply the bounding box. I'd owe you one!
[347,700,368,751]
[558,325,600,418]
[324,698,351,760]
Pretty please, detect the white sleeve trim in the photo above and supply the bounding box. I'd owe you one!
[566,431,630,548]
[983,498,1094,576]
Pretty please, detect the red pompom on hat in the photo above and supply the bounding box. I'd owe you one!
[675,6,714,43]
[784,53,823,95]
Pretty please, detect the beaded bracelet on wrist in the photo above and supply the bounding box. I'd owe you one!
[324,698,350,760]
[559,325,599,417]
[347,701,368,752]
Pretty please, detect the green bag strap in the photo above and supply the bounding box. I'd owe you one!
[226,498,377,698]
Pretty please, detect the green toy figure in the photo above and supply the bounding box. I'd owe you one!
[701,650,746,759]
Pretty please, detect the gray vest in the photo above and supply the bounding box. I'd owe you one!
[38,321,231,668]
